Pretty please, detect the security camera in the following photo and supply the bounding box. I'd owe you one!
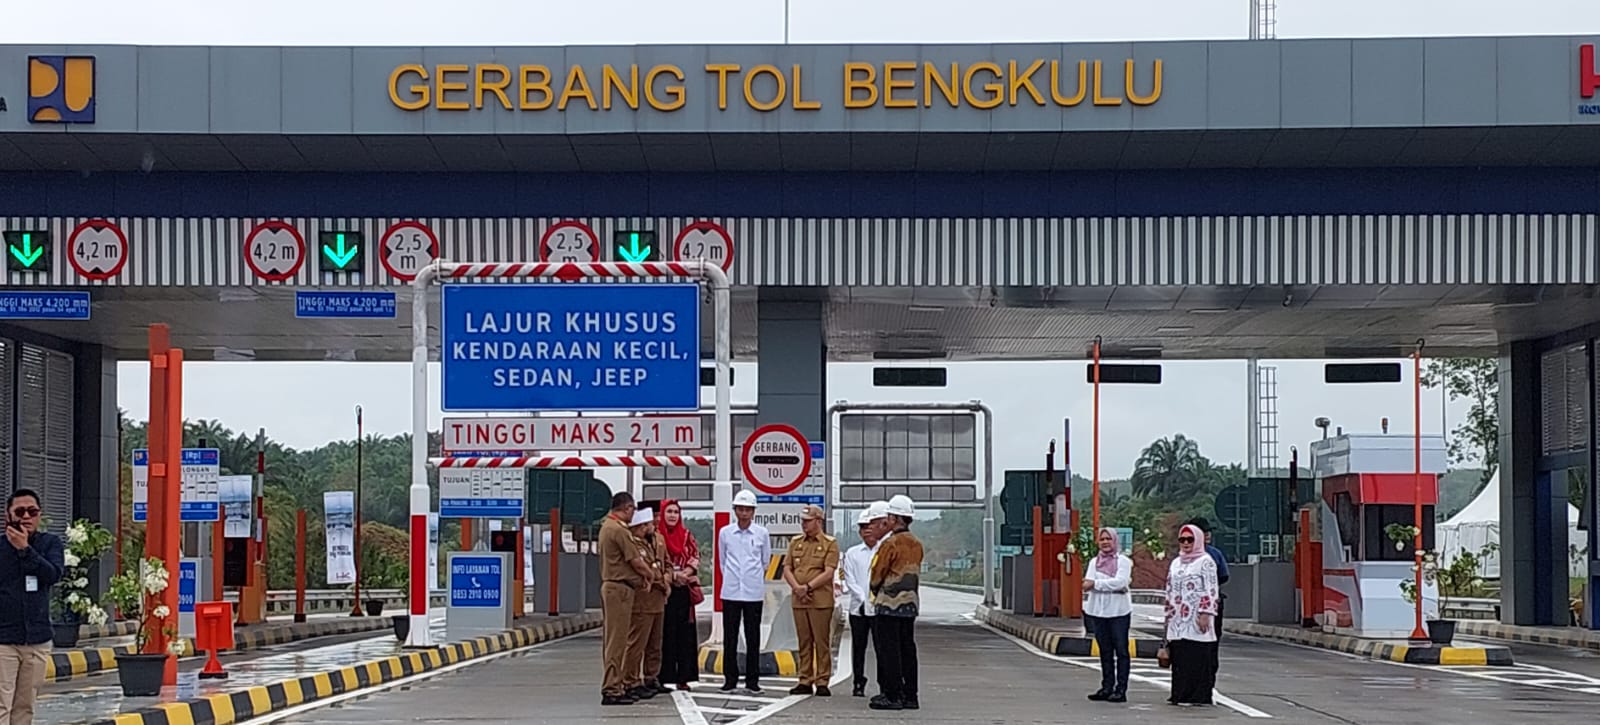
[1315,416,1330,429]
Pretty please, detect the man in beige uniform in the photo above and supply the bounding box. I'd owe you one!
[599,492,651,706]
[641,515,673,695]
[783,504,840,696]
[624,508,665,700]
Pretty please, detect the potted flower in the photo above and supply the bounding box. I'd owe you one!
[104,556,185,697]
[1391,528,1494,646]
[51,519,114,648]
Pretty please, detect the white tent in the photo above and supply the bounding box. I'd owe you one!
[1437,471,1588,579]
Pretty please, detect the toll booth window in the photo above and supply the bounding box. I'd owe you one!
[840,413,976,482]
[643,413,756,481]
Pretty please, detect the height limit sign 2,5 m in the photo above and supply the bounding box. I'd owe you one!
[741,424,811,496]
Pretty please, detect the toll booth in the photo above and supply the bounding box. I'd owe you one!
[999,466,1078,618]
[1305,433,1447,638]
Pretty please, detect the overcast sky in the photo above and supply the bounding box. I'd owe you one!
[10,0,1575,480]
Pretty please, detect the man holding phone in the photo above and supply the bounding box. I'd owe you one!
[1,489,64,725]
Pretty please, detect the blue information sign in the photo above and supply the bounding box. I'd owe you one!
[449,556,503,608]
[295,290,397,318]
[439,498,525,518]
[754,494,826,505]
[131,449,148,522]
[0,291,90,320]
[178,561,197,614]
[179,448,221,523]
[440,283,701,412]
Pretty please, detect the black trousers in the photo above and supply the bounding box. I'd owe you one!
[872,615,918,702]
[660,586,700,685]
[1086,613,1130,695]
[849,611,874,688]
[722,599,763,688]
[1167,638,1218,705]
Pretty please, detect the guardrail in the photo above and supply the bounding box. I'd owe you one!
[214,589,448,616]
[938,582,1503,623]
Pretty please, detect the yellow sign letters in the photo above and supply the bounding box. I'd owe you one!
[387,58,1163,112]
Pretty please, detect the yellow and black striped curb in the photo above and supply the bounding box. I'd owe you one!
[1456,620,1600,653]
[974,604,1166,659]
[47,616,396,682]
[1226,621,1515,666]
[77,620,140,640]
[697,646,799,676]
[89,611,604,725]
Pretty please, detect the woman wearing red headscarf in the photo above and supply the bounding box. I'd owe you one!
[1163,523,1220,706]
[658,500,703,690]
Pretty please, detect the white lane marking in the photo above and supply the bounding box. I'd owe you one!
[676,639,854,725]
[246,631,594,724]
[964,614,1273,719]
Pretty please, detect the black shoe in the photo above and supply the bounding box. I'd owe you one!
[653,682,674,695]
[902,696,919,710]
[1088,690,1110,701]
[789,684,813,695]
[852,684,866,697]
[1108,692,1127,703]
[629,686,656,700]
[869,695,903,711]
[720,682,739,692]
[816,686,832,697]
[746,684,763,694]
[601,694,634,706]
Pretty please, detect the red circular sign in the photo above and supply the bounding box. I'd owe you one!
[67,219,128,281]
[379,221,440,281]
[673,220,734,272]
[538,220,600,263]
[243,221,305,282]
[741,424,812,496]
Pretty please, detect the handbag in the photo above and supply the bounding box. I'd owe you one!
[1156,642,1171,669]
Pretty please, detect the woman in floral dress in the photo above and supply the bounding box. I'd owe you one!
[1163,523,1220,706]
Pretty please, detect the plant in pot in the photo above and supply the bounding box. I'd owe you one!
[104,556,185,697]
[1391,526,1494,646]
[50,519,114,648]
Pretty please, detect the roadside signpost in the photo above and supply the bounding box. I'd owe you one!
[742,425,815,534]
[439,282,701,412]
[294,290,397,319]
[4,230,51,273]
[538,221,600,264]
[439,468,526,519]
[244,221,306,282]
[411,260,733,649]
[132,447,220,523]
[316,230,365,274]
[0,291,90,320]
[441,415,702,452]
[673,221,734,272]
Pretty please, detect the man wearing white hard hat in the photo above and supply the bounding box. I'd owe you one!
[717,489,770,693]
[869,494,924,711]
[839,501,888,697]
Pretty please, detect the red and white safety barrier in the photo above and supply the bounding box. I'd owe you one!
[441,261,704,281]
[431,455,714,469]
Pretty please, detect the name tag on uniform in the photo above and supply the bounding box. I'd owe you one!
[25,576,38,592]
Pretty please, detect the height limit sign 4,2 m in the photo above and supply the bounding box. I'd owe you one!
[741,424,812,496]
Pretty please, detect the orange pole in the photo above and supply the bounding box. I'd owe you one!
[211,521,224,602]
[461,519,472,552]
[1410,345,1427,641]
[1092,337,1102,532]
[295,510,307,623]
[159,346,183,684]
[515,517,526,617]
[548,508,561,616]
[143,325,169,657]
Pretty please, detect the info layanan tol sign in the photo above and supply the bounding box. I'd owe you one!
[387,58,1164,113]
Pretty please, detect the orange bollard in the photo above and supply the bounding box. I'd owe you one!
[195,601,235,680]
[295,510,308,623]
[548,508,561,616]
[1032,505,1044,617]
[1062,510,1083,619]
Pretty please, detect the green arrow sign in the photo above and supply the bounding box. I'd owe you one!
[616,231,653,263]
[4,231,50,272]
[318,231,364,272]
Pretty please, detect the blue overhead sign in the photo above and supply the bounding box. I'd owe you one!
[440,283,701,412]
[449,556,503,608]
[294,290,397,318]
[0,291,90,320]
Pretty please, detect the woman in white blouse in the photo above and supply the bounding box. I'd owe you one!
[1082,527,1133,703]
[1164,523,1220,706]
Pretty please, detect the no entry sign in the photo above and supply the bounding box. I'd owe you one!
[741,424,811,496]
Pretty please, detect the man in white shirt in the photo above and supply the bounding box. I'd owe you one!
[839,501,888,697]
[717,490,770,693]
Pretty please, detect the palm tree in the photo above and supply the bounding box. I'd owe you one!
[1130,434,1208,499]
